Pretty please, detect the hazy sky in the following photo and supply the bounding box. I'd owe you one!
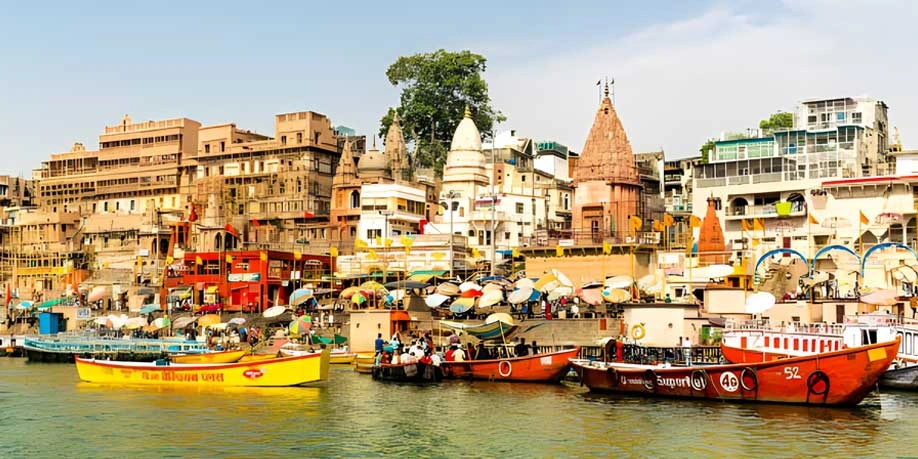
[2,0,916,176]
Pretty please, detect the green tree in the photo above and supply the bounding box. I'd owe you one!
[759,112,794,132]
[379,49,504,174]
[699,139,715,164]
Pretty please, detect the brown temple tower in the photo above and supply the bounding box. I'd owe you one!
[572,82,642,242]
[697,197,728,264]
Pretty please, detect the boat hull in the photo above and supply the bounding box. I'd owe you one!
[355,353,375,374]
[171,349,247,364]
[573,338,899,406]
[329,352,356,365]
[879,363,918,390]
[441,347,580,383]
[75,349,330,387]
[372,362,443,383]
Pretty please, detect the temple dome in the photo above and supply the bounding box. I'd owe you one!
[444,107,487,182]
[450,109,482,152]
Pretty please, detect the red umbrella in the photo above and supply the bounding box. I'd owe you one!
[460,289,483,298]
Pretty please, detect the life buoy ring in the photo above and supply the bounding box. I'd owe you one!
[807,370,830,396]
[631,324,646,340]
[642,369,657,391]
[740,367,758,392]
[498,360,512,377]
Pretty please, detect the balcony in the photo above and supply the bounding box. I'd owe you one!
[724,203,805,219]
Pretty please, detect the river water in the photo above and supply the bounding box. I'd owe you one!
[1,358,917,458]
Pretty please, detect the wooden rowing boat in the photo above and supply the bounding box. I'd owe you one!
[372,361,443,383]
[329,350,356,365]
[572,337,899,406]
[440,347,580,383]
[170,349,247,364]
[75,348,330,387]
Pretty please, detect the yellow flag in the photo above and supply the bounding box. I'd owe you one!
[556,246,564,257]
[195,255,202,265]
[431,252,445,260]
[602,241,611,255]
[689,215,702,228]
[384,238,392,248]
[753,218,764,231]
[260,251,268,261]
[355,239,368,250]
[512,248,520,258]
[663,213,674,227]
[166,255,174,265]
[225,254,233,263]
[400,235,409,246]
[653,220,663,232]
[808,213,819,225]
[741,219,751,232]
[136,256,142,266]
[293,250,302,260]
[330,247,339,257]
[472,248,481,258]
[859,210,869,225]
[375,236,381,246]
[629,216,642,231]
[367,249,378,260]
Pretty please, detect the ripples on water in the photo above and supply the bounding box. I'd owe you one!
[1,359,917,458]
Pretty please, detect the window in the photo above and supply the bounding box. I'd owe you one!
[807,115,817,124]
[852,112,862,123]
[837,112,845,122]
[367,229,381,239]
[297,132,303,144]
[516,203,524,214]
[281,135,287,145]
[205,144,210,153]
[220,141,225,152]
[349,191,360,209]
[130,200,135,211]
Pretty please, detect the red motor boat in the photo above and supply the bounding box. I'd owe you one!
[441,347,580,383]
[571,337,899,406]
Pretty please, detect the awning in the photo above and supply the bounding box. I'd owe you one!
[390,310,411,322]
[206,286,219,294]
[409,274,435,283]
[167,287,193,302]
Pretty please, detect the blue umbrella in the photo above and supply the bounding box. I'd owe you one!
[289,288,314,306]
[140,304,161,315]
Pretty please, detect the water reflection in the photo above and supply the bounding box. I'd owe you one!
[2,359,918,458]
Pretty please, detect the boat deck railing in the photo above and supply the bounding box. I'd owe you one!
[725,318,845,336]
[23,334,208,354]
[580,344,722,365]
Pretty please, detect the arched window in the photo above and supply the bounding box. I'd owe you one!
[350,191,360,209]
[215,234,223,251]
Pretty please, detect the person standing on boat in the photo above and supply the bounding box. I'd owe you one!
[682,337,692,366]
[514,338,529,357]
[375,333,385,355]
[476,342,491,360]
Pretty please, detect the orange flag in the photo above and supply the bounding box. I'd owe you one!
[859,210,869,225]
[808,213,819,225]
[741,219,751,232]
[753,218,764,231]
[689,215,702,228]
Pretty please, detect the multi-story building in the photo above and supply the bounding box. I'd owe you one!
[34,115,201,215]
[692,95,891,259]
[663,157,700,247]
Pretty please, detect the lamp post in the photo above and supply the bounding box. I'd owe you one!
[443,191,460,280]
[379,210,394,284]
[490,131,497,277]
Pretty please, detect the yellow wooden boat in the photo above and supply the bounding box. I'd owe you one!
[238,353,280,362]
[75,349,330,387]
[329,351,356,365]
[355,352,376,374]
[171,349,247,364]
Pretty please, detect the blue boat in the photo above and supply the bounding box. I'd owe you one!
[22,333,209,363]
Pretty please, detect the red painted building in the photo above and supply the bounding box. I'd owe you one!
[162,250,333,313]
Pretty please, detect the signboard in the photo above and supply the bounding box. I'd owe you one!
[559,239,575,247]
[76,308,91,320]
[227,273,261,282]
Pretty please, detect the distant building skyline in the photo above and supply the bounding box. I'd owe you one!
[2,1,917,176]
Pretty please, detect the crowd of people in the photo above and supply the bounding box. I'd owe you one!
[373,330,539,367]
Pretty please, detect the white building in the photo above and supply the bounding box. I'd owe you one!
[691,95,892,262]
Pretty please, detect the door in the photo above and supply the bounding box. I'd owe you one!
[835,304,845,324]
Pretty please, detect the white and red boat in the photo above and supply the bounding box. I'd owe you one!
[572,337,899,406]
[722,313,918,390]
